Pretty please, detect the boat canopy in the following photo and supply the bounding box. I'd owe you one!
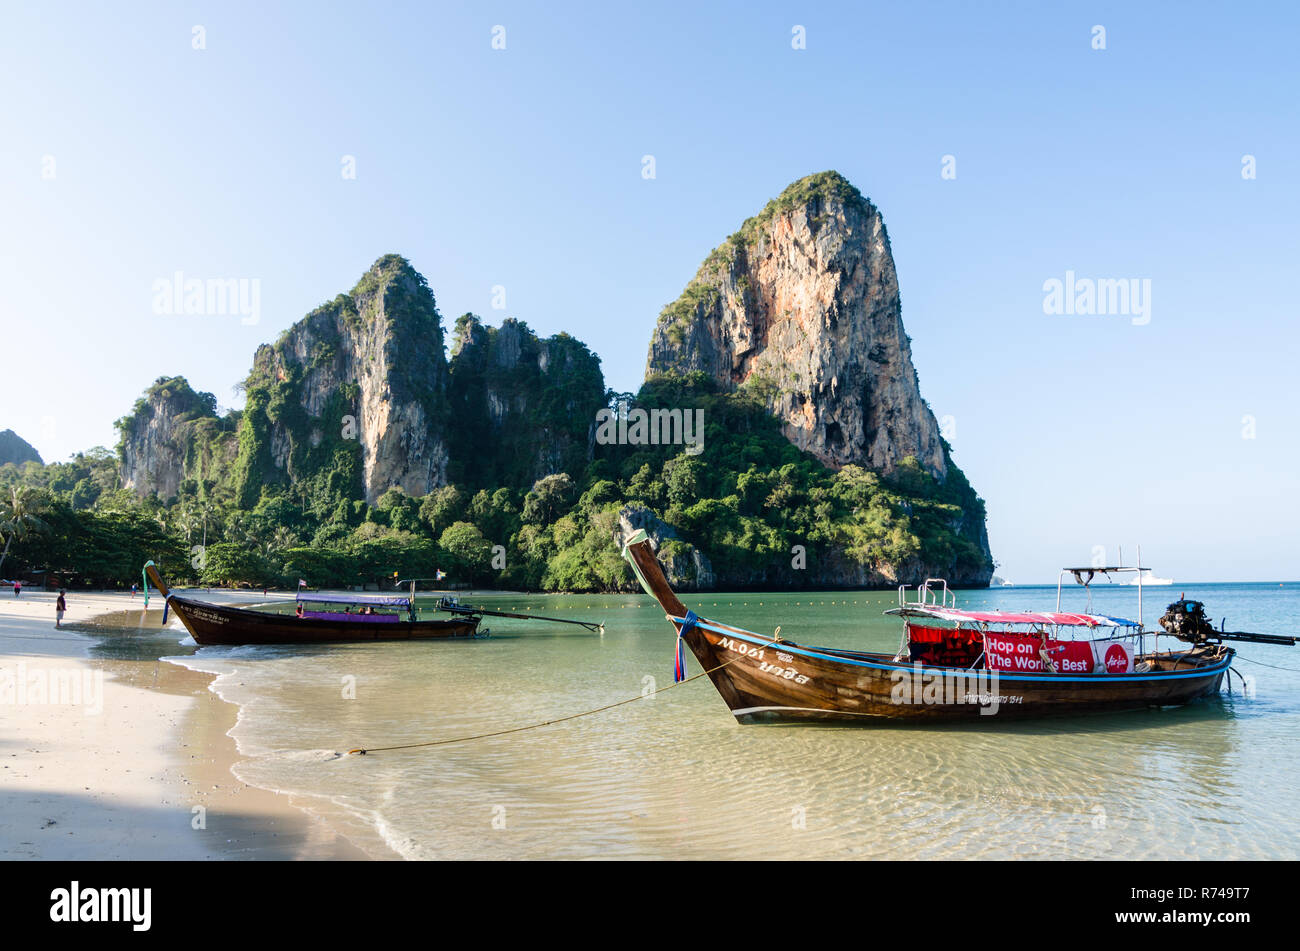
[298,593,413,608]
[889,606,1138,627]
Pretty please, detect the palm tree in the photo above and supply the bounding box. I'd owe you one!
[0,486,48,576]
[177,507,197,545]
[271,526,299,551]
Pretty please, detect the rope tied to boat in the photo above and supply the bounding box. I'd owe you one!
[674,610,699,683]
[1232,654,1300,673]
[346,620,783,756]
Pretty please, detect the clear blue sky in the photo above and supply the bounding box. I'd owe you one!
[2,1,1296,583]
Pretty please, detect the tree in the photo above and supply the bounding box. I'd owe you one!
[419,485,467,537]
[663,454,706,507]
[438,521,493,584]
[199,543,275,587]
[0,486,48,575]
[521,473,574,526]
[376,487,419,532]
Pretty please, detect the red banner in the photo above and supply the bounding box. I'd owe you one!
[1092,640,1134,673]
[983,632,1096,673]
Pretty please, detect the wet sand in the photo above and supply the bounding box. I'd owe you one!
[0,588,380,860]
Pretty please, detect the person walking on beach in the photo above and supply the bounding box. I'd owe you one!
[55,590,66,629]
[131,583,137,599]
[12,580,20,598]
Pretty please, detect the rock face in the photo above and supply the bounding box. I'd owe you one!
[239,255,452,504]
[117,377,234,500]
[613,504,715,590]
[647,171,947,480]
[0,430,42,467]
[448,315,606,489]
[117,257,611,507]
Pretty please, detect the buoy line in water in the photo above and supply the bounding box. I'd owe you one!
[345,625,784,756]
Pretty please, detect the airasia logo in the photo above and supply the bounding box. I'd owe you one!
[1104,644,1129,673]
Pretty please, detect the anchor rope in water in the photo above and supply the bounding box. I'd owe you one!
[346,623,782,756]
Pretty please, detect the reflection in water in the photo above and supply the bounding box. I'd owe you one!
[65,608,199,662]
[79,582,1299,859]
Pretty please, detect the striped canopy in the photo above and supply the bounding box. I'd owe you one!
[297,593,412,608]
[895,607,1137,627]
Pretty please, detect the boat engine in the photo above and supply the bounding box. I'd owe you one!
[1159,598,1297,647]
[1158,599,1216,644]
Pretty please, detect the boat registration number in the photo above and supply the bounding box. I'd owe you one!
[715,636,765,659]
[716,636,811,685]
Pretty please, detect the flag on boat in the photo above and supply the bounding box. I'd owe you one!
[298,579,308,587]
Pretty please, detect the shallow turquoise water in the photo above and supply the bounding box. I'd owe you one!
[160,582,1299,859]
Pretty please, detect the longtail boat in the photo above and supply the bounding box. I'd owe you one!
[143,563,479,646]
[620,532,1293,723]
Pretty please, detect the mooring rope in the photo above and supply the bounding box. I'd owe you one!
[345,625,783,756]
[1233,654,1300,673]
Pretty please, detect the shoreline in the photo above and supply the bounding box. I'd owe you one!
[0,588,383,860]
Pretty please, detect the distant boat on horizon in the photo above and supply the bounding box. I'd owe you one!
[1126,570,1174,586]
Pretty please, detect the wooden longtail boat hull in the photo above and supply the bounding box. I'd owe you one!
[682,616,1230,722]
[143,565,480,646]
[167,595,480,646]
[622,536,1233,723]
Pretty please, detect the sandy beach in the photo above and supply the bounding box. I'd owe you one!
[0,587,376,860]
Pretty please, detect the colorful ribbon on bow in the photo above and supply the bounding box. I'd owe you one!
[675,610,699,683]
[141,561,170,623]
[142,561,154,608]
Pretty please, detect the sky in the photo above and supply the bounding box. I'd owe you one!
[2,1,1297,583]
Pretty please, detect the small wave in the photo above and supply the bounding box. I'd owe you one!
[372,813,431,861]
[264,748,348,763]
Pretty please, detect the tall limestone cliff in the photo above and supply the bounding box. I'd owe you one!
[117,257,609,509]
[234,255,452,505]
[644,171,992,584]
[116,377,236,500]
[447,315,606,489]
[647,171,947,479]
[0,430,43,467]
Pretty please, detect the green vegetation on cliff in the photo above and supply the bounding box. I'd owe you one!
[1,245,991,593]
[447,315,606,490]
[232,254,447,509]
[0,367,989,591]
[730,169,867,246]
[593,372,989,586]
